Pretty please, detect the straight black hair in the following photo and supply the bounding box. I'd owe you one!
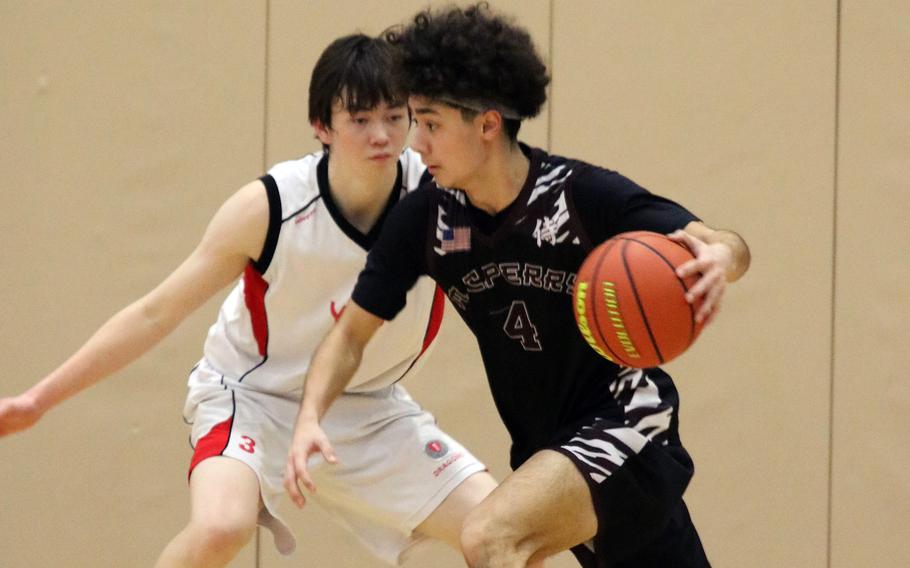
[308,34,405,135]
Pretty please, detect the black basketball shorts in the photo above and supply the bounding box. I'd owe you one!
[549,417,710,567]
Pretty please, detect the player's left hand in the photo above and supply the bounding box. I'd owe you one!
[668,229,733,326]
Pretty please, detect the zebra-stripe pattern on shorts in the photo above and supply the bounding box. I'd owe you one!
[561,367,675,484]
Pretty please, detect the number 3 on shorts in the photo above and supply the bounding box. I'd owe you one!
[239,436,256,454]
[503,300,542,351]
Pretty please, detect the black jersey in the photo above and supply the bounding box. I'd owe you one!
[353,144,699,467]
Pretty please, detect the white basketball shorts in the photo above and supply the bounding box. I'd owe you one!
[183,360,486,565]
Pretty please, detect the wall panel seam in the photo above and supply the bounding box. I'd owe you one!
[546,0,554,152]
[257,4,269,566]
[261,0,271,176]
[826,1,842,567]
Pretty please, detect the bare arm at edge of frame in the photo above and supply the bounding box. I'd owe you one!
[0,180,269,436]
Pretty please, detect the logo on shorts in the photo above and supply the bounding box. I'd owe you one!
[424,439,449,459]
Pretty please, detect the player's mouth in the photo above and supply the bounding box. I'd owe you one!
[369,153,393,161]
[427,165,440,174]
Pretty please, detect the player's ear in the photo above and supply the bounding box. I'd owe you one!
[312,120,333,146]
[480,110,503,140]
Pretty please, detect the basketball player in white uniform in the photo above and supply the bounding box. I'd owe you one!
[0,34,496,567]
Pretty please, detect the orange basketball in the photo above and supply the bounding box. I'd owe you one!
[573,231,704,368]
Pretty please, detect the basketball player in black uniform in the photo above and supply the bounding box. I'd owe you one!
[285,4,751,567]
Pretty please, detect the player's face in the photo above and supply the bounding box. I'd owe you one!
[408,96,487,189]
[315,100,409,168]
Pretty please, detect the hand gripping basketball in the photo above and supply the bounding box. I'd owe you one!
[573,231,705,368]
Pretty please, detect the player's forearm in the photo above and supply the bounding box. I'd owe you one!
[299,326,363,423]
[28,298,178,412]
[299,302,384,423]
[709,230,750,282]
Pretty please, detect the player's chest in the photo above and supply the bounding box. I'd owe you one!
[431,230,584,319]
[273,213,369,277]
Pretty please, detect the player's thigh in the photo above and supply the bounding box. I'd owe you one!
[189,456,261,530]
[466,449,597,558]
[414,469,497,547]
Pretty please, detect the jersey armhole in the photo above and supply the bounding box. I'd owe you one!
[252,174,282,273]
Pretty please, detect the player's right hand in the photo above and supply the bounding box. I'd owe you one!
[283,417,337,508]
[669,229,730,326]
[0,394,44,437]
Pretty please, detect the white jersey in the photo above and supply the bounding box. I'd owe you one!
[196,149,441,396]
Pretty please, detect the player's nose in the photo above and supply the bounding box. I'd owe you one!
[370,123,390,146]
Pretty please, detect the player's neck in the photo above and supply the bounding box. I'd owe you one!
[463,142,529,216]
[326,154,397,234]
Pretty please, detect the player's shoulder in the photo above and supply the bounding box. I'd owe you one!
[537,148,648,201]
[263,151,325,211]
[267,151,323,186]
[530,146,609,184]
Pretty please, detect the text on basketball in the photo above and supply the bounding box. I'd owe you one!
[602,281,641,360]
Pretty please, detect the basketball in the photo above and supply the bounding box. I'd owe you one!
[573,231,704,368]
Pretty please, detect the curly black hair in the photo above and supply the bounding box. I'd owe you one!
[385,3,549,138]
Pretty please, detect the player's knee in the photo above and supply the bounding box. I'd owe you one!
[187,516,256,556]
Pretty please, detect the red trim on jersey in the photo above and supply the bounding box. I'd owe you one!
[243,264,270,357]
[188,415,233,480]
[419,286,446,355]
[391,286,447,383]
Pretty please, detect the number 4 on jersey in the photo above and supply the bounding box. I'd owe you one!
[503,300,542,351]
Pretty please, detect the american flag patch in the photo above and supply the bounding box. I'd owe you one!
[440,227,471,252]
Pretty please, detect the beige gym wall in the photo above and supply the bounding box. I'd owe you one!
[552,2,837,566]
[832,1,910,566]
[1,2,906,568]
[1,2,266,567]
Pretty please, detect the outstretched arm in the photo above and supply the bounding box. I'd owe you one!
[284,301,384,507]
[0,180,269,436]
